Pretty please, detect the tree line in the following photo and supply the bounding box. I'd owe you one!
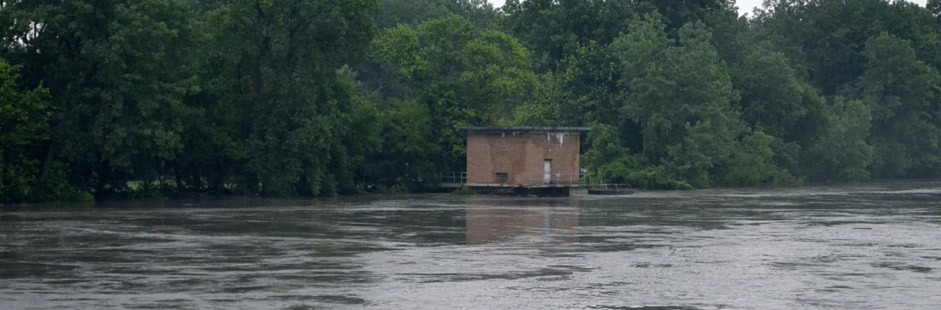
[2,0,941,202]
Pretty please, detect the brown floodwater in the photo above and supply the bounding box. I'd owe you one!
[2,181,941,309]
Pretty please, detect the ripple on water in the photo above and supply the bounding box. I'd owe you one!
[3,181,941,309]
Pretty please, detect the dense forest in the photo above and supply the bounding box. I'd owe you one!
[2,0,941,202]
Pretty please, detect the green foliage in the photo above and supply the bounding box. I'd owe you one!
[5,0,941,202]
[511,73,564,126]
[0,59,49,202]
[27,164,95,203]
[502,0,637,70]
[375,16,537,123]
[0,0,200,196]
[582,124,638,184]
[557,42,624,124]
[734,49,827,145]
[581,124,692,190]
[451,186,477,195]
[373,15,538,183]
[599,16,798,188]
[0,59,88,203]
[802,97,875,181]
[611,15,675,163]
[627,166,695,190]
[854,33,941,177]
[614,19,726,185]
[368,99,441,190]
[723,131,800,187]
[753,0,941,96]
[194,0,381,197]
[378,0,499,30]
[930,0,941,17]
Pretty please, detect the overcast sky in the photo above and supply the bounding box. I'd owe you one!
[487,0,929,17]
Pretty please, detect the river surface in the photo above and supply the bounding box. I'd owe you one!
[2,182,941,309]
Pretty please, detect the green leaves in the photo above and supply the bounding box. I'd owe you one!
[4,0,941,201]
[600,15,800,188]
[371,15,538,186]
[734,49,827,144]
[802,98,875,181]
[855,33,941,177]
[0,59,49,202]
[196,0,382,196]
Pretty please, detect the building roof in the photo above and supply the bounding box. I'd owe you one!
[459,126,591,133]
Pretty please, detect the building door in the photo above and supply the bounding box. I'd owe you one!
[543,160,552,184]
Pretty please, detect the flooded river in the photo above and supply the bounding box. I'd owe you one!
[2,182,941,309]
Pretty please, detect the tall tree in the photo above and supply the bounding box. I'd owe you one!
[854,33,941,177]
[205,0,380,196]
[502,0,636,70]
[733,48,827,147]
[752,0,941,96]
[377,0,498,30]
[373,16,538,176]
[610,16,794,187]
[0,0,199,196]
[802,97,875,181]
[0,59,48,202]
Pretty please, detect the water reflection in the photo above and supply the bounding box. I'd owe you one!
[2,184,941,309]
[465,199,578,244]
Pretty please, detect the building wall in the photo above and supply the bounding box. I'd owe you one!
[466,130,581,186]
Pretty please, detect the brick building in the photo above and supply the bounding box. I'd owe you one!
[461,127,590,196]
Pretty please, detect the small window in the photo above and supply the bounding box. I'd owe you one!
[495,173,508,183]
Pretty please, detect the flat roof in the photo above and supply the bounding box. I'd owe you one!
[459,126,591,133]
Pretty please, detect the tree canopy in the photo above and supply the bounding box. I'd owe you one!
[3,0,941,202]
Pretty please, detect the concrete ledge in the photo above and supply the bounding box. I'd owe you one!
[465,183,580,188]
[470,186,571,197]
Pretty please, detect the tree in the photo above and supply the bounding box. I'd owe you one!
[581,124,637,184]
[502,0,637,70]
[366,99,440,190]
[733,48,827,147]
[377,0,499,30]
[204,0,380,196]
[511,73,565,127]
[0,0,200,196]
[854,33,941,178]
[802,97,875,181]
[634,0,735,33]
[608,16,795,187]
[0,59,49,202]
[373,16,538,177]
[752,0,941,96]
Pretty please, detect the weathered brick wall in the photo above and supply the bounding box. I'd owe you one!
[466,130,581,186]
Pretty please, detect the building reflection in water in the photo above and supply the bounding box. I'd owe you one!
[465,199,579,244]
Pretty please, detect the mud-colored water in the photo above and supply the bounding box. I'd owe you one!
[2,182,941,309]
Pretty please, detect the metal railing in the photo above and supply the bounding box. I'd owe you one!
[516,173,582,186]
[441,171,588,186]
[440,171,467,184]
[580,175,633,190]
